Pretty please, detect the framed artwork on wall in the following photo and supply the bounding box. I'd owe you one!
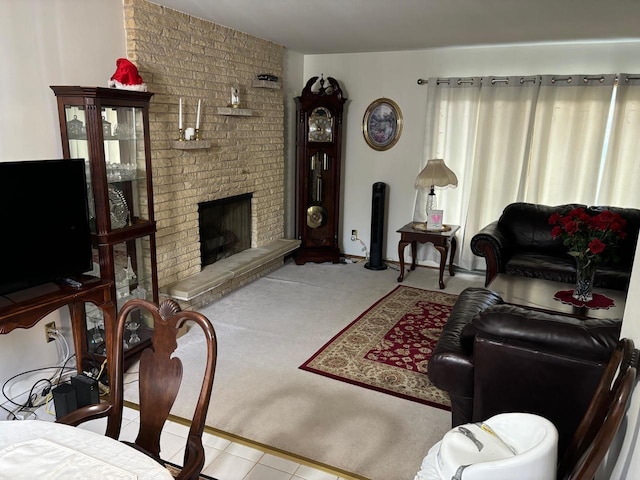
[362,98,403,151]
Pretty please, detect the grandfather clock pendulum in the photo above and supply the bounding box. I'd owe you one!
[294,75,347,264]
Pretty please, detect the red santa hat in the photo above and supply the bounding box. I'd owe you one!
[108,58,147,92]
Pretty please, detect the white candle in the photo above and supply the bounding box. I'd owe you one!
[196,99,201,129]
[179,97,183,129]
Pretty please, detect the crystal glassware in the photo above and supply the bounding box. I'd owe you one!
[127,321,141,344]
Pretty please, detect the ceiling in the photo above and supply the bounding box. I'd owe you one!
[149,0,640,54]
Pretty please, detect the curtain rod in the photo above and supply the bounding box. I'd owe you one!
[417,74,640,85]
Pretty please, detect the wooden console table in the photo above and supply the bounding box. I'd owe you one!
[0,277,116,374]
[396,223,460,289]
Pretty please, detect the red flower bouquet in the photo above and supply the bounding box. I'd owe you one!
[549,207,627,301]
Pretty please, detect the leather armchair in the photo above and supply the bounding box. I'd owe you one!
[428,287,621,457]
[470,202,640,289]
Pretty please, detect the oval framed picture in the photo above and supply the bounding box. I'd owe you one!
[362,98,403,151]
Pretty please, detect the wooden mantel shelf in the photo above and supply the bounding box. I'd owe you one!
[171,139,212,150]
[252,79,281,89]
[216,107,253,116]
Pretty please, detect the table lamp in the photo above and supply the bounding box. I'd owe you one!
[415,158,458,212]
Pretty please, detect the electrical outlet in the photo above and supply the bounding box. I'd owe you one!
[44,321,56,343]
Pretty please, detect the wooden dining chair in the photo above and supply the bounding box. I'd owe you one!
[558,338,637,480]
[58,298,218,480]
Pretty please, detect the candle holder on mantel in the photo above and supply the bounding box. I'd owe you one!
[170,129,211,150]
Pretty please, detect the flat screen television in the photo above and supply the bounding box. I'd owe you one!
[0,159,93,296]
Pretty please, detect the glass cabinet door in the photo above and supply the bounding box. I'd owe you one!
[85,234,155,356]
[63,104,150,233]
[111,236,154,310]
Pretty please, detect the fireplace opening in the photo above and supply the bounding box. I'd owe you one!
[198,193,252,268]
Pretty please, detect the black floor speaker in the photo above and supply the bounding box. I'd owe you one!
[365,182,388,270]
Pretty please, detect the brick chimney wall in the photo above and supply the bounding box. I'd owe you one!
[123,0,285,289]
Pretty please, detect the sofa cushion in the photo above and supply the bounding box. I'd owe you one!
[505,252,632,291]
[505,252,575,283]
[498,203,585,254]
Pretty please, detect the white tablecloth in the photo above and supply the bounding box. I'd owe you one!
[0,420,173,480]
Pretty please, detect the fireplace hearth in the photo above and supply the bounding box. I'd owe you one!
[199,193,252,267]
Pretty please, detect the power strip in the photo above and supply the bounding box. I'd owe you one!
[14,410,37,421]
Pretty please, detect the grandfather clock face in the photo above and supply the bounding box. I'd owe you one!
[308,107,333,143]
[295,76,346,264]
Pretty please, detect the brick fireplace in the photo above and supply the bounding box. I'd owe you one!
[124,0,288,304]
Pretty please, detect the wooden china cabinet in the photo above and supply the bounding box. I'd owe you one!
[51,86,158,371]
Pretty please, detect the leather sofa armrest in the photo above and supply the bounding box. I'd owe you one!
[462,304,621,363]
[470,221,512,286]
[428,288,503,397]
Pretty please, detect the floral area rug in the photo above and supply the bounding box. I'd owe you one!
[300,285,456,410]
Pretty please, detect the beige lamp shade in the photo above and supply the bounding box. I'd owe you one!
[414,158,458,190]
[415,158,458,217]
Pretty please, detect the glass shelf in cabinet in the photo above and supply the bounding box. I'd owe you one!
[105,164,146,183]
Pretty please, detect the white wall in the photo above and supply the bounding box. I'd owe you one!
[0,0,125,411]
[609,240,640,479]
[284,50,304,238]
[303,41,640,263]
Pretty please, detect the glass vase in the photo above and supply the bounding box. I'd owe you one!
[573,258,597,302]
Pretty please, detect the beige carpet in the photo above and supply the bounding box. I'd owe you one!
[125,259,485,480]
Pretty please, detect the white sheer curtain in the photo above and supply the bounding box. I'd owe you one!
[413,77,480,266]
[597,74,640,208]
[523,75,616,205]
[462,76,541,270]
[414,76,540,270]
[416,72,639,271]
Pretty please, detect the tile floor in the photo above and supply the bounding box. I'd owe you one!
[32,404,355,480]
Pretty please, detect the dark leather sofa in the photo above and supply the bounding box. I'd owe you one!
[428,287,622,457]
[470,202,640,289]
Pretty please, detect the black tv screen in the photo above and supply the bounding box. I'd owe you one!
[0,159,93,295]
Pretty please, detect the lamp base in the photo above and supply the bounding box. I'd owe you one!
[426,187,437,212]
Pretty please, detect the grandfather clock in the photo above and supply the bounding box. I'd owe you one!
[294,75,347,264]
